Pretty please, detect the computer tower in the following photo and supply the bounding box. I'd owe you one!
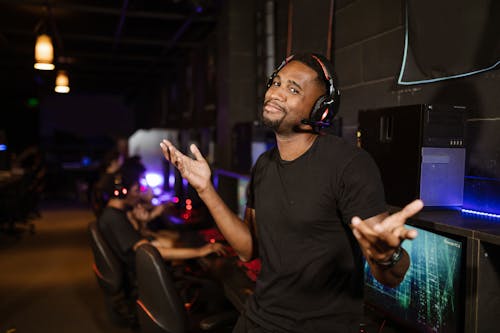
[358,104,466,208]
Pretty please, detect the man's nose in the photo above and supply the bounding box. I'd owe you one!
[266,86,285,101]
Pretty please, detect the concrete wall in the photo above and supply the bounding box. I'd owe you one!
[332,0,500,179]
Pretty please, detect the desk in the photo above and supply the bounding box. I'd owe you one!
[176,227,257,313]
[394,207,500,333]
[198,254,255,313]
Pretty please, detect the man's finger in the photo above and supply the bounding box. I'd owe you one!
[400,227,418,240]
[375,199,424,232]
[351,217,380,244]
[352,224,388,255]
[397,199,424,220]
[190,144,204,161]
[160,140,175,161]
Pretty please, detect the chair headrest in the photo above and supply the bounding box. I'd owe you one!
[135,243,187,333]
[88,221,124,294]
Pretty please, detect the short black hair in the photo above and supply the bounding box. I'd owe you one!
[288,53,336,96]
[119,156,146,190]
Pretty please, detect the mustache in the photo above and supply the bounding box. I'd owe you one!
[263,99,285,111]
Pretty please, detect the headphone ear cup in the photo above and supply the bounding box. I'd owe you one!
[113,175,127,199]
[310,95,333,123]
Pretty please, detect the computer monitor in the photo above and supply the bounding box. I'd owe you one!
[364,225,466,333]
[213,169,250,219]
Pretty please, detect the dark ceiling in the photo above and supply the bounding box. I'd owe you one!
[0,0,221,97]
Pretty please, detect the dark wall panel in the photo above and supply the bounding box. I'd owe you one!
[290,0,332,55]
[335,45,363,87]
[335,0,403,49]
[362,28,404,81]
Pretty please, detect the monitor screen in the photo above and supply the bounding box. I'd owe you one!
[213,169,250,219]
[364,225,465,333]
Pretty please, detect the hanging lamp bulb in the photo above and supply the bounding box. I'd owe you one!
[34,34,55,70]
[54,70,70,93]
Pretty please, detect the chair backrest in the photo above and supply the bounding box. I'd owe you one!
[135,243,188,333]
[88,221,124,295]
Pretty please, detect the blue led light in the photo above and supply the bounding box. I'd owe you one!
[461,209,500,220]
[0,144,7,151]
[81,156,91,166]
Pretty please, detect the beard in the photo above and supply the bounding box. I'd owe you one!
[260,112,283,131]
[260,100,286,132]
[260,108,303,135]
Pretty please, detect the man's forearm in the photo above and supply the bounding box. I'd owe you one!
[156,246,202,260]
[198,183,254,261]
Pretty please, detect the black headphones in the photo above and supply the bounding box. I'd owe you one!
[266,53,340,133]
[112,174,128,199]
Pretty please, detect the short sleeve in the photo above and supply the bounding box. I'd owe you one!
[336,151,387,224]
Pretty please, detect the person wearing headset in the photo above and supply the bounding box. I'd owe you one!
[160,53,423,333]
[96,163,227,291]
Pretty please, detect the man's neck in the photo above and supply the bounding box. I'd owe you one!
[276,132,318,161]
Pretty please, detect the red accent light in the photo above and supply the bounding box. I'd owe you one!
[209,238,215,244]
[182,213,190,220]
[321,109,329,121]
[186,199,192,205]
[172,196,179,203]
[122,188,127,195]
[92,263,104,280]
[136,299,163,328]
[186,204,192,210]
[114,190,119,196]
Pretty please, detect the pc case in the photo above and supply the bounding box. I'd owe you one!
[358,104,466,208]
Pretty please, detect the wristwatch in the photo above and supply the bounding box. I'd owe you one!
[372,246,403,268]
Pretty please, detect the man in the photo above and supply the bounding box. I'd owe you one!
[160,53,423,333]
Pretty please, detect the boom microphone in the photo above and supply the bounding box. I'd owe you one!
[300,119,331,129]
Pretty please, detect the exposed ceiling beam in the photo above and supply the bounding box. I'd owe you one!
[0,0,215,22]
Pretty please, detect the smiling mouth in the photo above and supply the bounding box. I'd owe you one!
[263,101,284,114]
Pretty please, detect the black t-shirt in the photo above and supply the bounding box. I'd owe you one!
[97,206,142,275]
[245,134,386,333]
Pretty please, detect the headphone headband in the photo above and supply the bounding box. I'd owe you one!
[310,54,336,99]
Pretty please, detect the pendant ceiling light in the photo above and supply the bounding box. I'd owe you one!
[34,34,55,70]
[54,70,70,93]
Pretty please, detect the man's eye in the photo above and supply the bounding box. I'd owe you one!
[289,87,299,94]
[272,80,280,87]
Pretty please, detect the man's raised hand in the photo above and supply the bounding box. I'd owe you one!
[160,139,212,193]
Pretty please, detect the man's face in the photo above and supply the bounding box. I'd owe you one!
[262,61,324,134]
[125,182,141,206]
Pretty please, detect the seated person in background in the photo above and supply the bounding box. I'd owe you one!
[97,162,230,318]
[127,201,180,249]
[121,155,181,245]
[91,149,123,217]
[97,162,227,283]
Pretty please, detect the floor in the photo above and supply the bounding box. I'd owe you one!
[0,199,133,333]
